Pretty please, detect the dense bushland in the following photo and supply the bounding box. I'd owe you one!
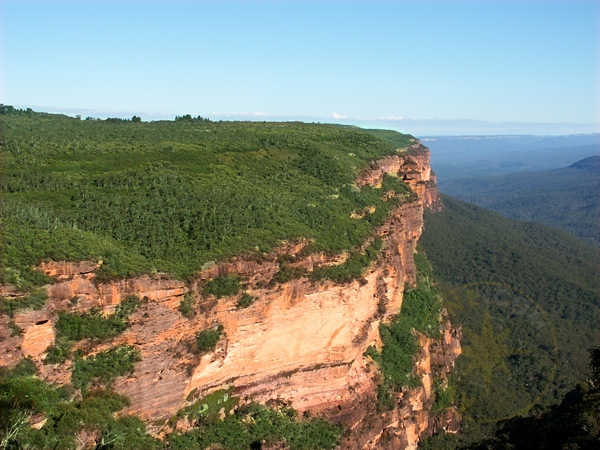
[170,389,342,450]
[0,106,415,297]
[419,195,600,447]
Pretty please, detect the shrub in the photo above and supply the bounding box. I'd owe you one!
[44,296,141,364]
[432,378,455,413]
[196,326,224,352]
[178,292,194,318]
[273,262,307,284]
[0,290,48,317]
[7,321,23,336]
[72,345,140,392]
[203,276,240,298]
[236,292,255,309]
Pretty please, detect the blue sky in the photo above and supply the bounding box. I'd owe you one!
[2,0,598,135]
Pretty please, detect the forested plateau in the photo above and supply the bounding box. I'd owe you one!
[0,107,458,450]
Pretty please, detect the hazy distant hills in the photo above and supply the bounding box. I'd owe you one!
[438,156,600,246]
[421,133,600,180]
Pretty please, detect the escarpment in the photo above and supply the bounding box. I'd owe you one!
[1,143,459,448]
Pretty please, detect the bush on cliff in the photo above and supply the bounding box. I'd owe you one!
[0,290,48,317]
[196,325,224,352]
[202,275,240,298]
[310,237,383,284]
[367,252,442,410]
[44,295,141,364]
[72,345,141,392]
[169,401,343,450]
[236,292,255,308]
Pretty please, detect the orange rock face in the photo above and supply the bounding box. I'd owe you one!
[0,146,458,448]
[356,143,443,212]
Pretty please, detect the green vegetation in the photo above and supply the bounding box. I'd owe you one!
[203,275,241,298]
[419,195,600,446]
[170,392,342,450]
[421,348,600,449]
[178,292,195,318]
[72,345,141,392]
[0,357,38,379]
[236,292,256,308]
[45,296,140,364]
[7,321,22,337]
[0,105,412,449]
[368,252,442,410]
[439,155,600,246]
[363,129,421,155]
[431,378,456,414]
[178,388,237,423]
[196,325,224,352]
[0,290,48,317]
[1,106,414,298]
[0,348,159,450]
[311,237,383,283]
[273,261,308,284]
[0,355,341,449]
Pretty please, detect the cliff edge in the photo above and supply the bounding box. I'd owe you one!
[1,143,458,449]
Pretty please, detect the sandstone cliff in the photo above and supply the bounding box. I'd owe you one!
[0,144,458,449]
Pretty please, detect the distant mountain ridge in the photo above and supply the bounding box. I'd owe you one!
[438,156,600,246]
[421,133,600,180]
[570,154,600,171]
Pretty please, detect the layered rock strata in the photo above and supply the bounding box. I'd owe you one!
[0,143,458,448]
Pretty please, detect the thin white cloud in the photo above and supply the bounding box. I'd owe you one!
[332,112,347,119]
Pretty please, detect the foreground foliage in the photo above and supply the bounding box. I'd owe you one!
[0,362,159,450]
[170,391,342,450]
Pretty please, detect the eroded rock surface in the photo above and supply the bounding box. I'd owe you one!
[0,146,459,448]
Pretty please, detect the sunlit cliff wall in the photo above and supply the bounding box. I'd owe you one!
[0,143,458,449]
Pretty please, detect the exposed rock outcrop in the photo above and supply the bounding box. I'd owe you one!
[0,145,458,448]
